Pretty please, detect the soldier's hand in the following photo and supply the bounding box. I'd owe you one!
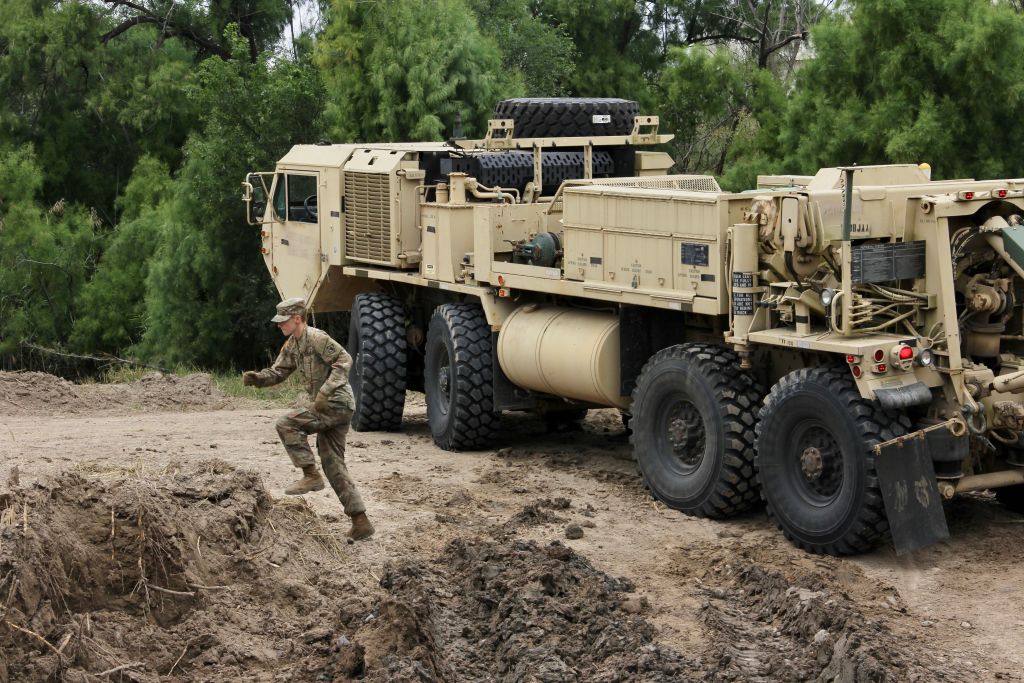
[241,371,260,387]
[314,392,330,413]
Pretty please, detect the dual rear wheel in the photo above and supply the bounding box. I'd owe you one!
[631,346,909,554]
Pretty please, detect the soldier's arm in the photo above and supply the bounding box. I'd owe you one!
[315,335,353,397]
[251,340,297,387]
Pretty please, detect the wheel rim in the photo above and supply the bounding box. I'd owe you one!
[656,397,707,473]
[787,421,844,501]
[429,343,453,417]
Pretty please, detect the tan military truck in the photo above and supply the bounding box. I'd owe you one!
[244,97,1024,555]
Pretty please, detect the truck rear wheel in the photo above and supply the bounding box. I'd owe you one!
[755,367,910,555]
[630,344,762,518]
[424,303,498,450]
[348,293,407,432]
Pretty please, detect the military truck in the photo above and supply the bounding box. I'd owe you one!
[243,97,1024,555]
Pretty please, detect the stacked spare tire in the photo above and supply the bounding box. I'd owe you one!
[442,98,641,195]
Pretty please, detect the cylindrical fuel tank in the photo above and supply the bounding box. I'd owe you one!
[497,305,627,409]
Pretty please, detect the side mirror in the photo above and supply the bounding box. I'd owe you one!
[242,175,267,225]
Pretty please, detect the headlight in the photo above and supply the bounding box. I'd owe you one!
[821,288,836,306]
[917,348,934,367]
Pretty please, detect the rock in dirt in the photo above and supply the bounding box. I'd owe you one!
[565,523,584,539]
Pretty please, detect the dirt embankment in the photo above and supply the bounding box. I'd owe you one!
[0,371,227,415]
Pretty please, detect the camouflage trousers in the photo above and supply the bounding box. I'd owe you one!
[274,406,366,516]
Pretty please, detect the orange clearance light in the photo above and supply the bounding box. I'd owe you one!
[898,346,914,361]
[873,349,885,362]
[497,275,505,285]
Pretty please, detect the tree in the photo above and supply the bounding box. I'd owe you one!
[0,145,100,361]
[317,0,521,142]
[781,0,1024,179]
[98,0,291,62]
[0,0,199,225]
[659,45,786,188]
[468,0,577,97]
[69,156,174,354]
[139,26,325,368]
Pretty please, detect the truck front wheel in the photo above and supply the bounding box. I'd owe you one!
[424,303,498,450]
[755,367,910,555]
[630,344,762,518]
[349,293,407,432]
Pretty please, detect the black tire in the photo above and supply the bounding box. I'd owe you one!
[630,343,764,518]
[755,367,911,555]
[493,98,639,139]
[996,486,1024,513]
[424,303,498,450]
[348,293,407,432]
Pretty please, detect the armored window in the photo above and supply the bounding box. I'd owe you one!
[286,174,318,223]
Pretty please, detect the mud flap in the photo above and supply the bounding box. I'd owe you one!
[875,439,949,555]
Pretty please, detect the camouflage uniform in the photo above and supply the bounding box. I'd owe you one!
[250,313,365,516]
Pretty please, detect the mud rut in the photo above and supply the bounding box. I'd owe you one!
[0,372,1013,682]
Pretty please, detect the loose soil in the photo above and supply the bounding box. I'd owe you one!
[1,371,1021,682]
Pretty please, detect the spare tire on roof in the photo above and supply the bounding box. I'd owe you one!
[493,98,639,139]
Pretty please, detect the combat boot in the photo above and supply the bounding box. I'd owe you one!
[347,512,375,541]
[284,465,325,495]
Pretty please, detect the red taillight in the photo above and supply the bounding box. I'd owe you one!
[898,346,914,361]
[852,366,863,378]
[964,191,975,200]
[846,354,857,364]
[876,363,887,373]
[996,189,1009,199]
[873,349,885,362]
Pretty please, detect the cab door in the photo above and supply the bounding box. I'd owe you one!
[268,169,323,300]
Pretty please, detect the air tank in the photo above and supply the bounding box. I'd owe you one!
[496,305,627,409]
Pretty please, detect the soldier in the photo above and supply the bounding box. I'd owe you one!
[242,297,374,541]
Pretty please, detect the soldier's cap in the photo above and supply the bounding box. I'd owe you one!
[271,297,307,323]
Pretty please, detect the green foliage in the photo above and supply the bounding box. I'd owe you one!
[0,145,100,356]
[782,0,1024,178]
[317,0,521,142]
[0,0,199,224]
[469,0,577,96]
[139,27,325,368]
[69,156,174,353]
[658,46,786,190]
[536,0,662,107]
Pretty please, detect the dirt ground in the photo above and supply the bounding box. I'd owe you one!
[1,371,1023,682]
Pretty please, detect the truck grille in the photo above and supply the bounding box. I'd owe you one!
[344,171,391,263]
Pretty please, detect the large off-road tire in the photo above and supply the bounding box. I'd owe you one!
[424,303,498,450]
[755,367,911,555]
[348,293,407,432]
[630,343,763,518]
[493,98,639,139]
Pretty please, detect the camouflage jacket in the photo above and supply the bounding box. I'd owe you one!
[253,327,355,410]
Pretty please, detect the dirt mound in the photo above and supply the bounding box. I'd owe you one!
[0,461,356,682]
[303,537,692,682]
[693,549,971,682]
[0,462,692,683]
[0,371,227,415]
